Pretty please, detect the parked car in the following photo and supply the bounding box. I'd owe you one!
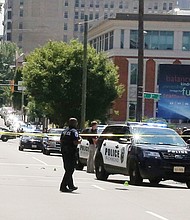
[0,126,17,142]
[43,128,65,155]
[19,132,45,151]
[94,122,190,188]
[76,125,107,170]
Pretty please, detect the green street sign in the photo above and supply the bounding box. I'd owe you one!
[144,92,161,100]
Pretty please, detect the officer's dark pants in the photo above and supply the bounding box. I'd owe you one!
[60,151,76,190]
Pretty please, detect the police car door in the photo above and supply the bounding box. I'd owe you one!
[100,126,130,168]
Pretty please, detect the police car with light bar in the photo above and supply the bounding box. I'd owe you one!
[94,122,190,188]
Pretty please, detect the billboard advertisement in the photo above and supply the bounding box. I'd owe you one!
[158,64,190,120]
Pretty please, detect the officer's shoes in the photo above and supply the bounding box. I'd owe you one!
[60,188,72,193]
[69,186,78,191]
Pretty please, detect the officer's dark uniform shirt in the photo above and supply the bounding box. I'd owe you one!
[60,128,79,154]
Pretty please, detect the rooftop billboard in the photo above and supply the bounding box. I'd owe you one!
[158,64,190,120]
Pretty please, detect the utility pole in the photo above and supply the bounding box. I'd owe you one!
[136,0,144,122]
[81,15,88,130]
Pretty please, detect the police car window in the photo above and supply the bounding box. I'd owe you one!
[132,127,186,146]
[102,126,130,141]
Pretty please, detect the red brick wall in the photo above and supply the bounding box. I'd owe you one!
[111,56,128,121]
[144,59,156,118]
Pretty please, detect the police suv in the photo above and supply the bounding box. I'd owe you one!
[94,123,190,188]
[76,125,107,170]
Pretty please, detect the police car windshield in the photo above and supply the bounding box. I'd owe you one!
[131,126,186,147]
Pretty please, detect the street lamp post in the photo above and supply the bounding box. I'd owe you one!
[80,15,88,130]
[136,0,144,122]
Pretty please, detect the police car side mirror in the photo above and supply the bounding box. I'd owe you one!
[119,138,131,144]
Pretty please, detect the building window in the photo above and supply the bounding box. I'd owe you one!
[89,12,93,20]
[104,13,108,19]
[8,11,12,19]
[7,33,12,41]
[105,33,109,51]
[20,0,24,6]
[7,22,12,30]
[182,32,190,51]
[104,2,108,8]
[63,35,67,42]
[154,3,158,10]
[74,24,78,32]
[109,31,114,49]
[81,11,84,19]
[133,1,138,10]
[130,30,174,50]
[120,29,124,49]
[90,0,93,7]
[75,11,79,19]
[81,0,85,7]
[95,0,99,8]
[20,8,23,17]
[65,0,68,6]
[19,22,23,29]
[169,3,173,10]
[110,1,114,8]
[95,12,99,19]
[119,1,123,9]
[19,33,22,42]
[75,0,79,7]
[163,3,167,10]
[130,64,138,85]
[64,11,68,18]
[64,23,68,30]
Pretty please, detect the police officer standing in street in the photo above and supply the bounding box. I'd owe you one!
[60,118,82,192]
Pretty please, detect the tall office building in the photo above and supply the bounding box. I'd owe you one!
[3,0,178,53]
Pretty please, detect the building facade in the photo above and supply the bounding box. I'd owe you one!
[88,13,190,123]
[3,0,177,53]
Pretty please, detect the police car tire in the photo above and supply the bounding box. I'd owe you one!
[43,149,50,155]
[19,146,23,151]
[186,182,190,189]
[149,178,161,185]
[1,136,8,142]
[95,157,108,181]
[75,160,84,170]
[129,160,142,185]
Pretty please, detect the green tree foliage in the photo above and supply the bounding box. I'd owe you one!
[0,42,22,106]
[23,40,124,126]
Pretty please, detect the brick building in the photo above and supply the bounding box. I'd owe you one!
[88,13,190,123]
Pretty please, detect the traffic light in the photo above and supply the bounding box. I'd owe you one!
[9,80,14,93]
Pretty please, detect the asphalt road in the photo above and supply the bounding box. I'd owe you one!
[0,135,190,220]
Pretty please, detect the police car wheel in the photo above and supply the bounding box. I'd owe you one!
[43,149,50,155]
[186,181,190,189]
[75,160,84,170]
[1,136,8,142]
[129,160,142,185]
[95,157,108,181]
[149,178,161,185]
[19,146,23,151]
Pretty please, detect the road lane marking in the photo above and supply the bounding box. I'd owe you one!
[0,162,61,167]
[32,157,48,166]
[92,184,105,190]
[146,211,169,220]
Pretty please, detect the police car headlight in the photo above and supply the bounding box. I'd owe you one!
[143,151,160,158]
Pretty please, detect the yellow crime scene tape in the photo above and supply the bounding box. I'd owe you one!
[0,131,188,139]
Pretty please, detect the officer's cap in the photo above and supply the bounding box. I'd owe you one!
[68,118,78,128]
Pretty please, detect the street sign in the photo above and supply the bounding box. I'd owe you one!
[144,92,161,100]
[18,81,26,91]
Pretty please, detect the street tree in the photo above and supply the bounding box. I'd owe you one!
[23,40,124,126]
[0,42,22,106]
